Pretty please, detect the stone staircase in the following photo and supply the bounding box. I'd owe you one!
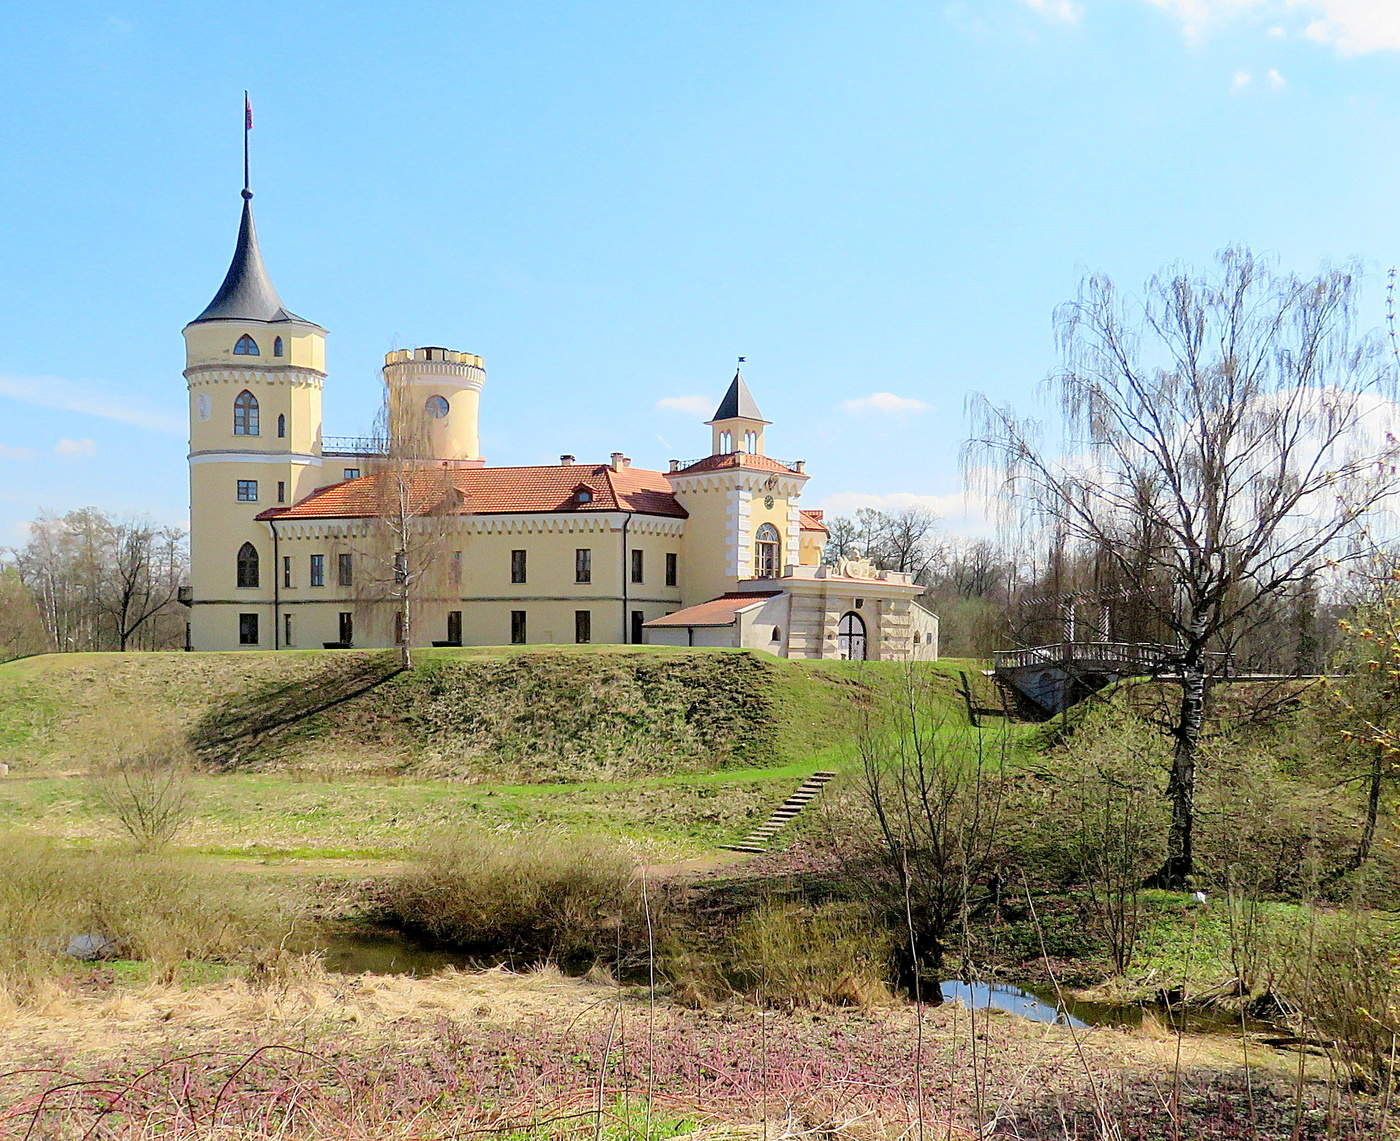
[723,770,838,854]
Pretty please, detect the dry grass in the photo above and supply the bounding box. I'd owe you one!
[0,836,293,996]
[0,963,1366,1140]
[380,829,641,966]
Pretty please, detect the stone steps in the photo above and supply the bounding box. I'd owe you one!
[722,770,838,853]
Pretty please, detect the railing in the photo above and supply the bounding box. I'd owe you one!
[670,454,804,472]
[322,436,388,455]
[992,642,1235,676]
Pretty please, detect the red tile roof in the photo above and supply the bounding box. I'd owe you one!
[673,452,802,476]
[642,591,784,628]
[798,509,828,533]
[258,463,688,521]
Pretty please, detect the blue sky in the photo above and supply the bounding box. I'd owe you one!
[2,0,1399,545]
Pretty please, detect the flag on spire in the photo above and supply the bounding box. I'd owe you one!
[245,93,253,130]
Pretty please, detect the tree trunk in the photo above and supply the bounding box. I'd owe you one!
[1157,662,1206,888]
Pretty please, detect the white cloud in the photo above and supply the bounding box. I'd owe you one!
[0,444,37,461]
[1144,0,1400,55]
[1231,69,1254,91]
[839,392,933,415]
[54,437,97,457]
[0,374,184,434]
[655,395,712,418]
[1266,66,1286,87]
[1016,0,1084,23]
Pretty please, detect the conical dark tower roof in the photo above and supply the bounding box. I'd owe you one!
[709,370,768,422]
[189,191,309,325]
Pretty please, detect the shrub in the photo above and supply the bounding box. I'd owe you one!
[663,900,892,1010]
[1272,908,1400,1091]
[89,732,195,851]
[380,829,639,967]
[0,835,288,996]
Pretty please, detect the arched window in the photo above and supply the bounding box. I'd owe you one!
[233,334,260,355]
[273,336,284,356]
[754,523,781,579]
[233,390,259,436]
[719,430,733,453]
[236,542,259,588]
[425,395,450,419]
[837,612,867,661]
[744,430,757,452]
[277,413,286,438]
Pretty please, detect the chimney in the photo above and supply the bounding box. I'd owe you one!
[794,459,806,473]
[610,452,630,471]
[560,454,575,465]
[669,459,680,473]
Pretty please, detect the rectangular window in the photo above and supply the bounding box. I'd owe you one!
[282,555,292,588]
[631,549,644,584]
[446,610,462,645]
[337,553,353,588]
[339,611,354,646]
[511,610,527,645]
[451,550,462,584]
[310,554,325,587]
[284,613,293,646]
[236,479,258,502]
[343,468,360,481]
[238,613,258,645]
[665,552,678,587]
[510,549,527,584]
[575,548,591,584]
[277,480,286,504]
[394,611,404,644]
[575,610,591,644]
[631,610,644,645]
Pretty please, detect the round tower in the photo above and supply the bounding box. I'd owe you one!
[382,346,487,466]
[185,185,327,652]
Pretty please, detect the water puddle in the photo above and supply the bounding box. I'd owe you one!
[315,929,478,977]
[940,981,1088,1028]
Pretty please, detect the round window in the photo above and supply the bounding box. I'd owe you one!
[425,395,450,419]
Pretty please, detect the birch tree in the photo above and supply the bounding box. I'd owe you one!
[349,380,463,669]
[968,248,1399,886]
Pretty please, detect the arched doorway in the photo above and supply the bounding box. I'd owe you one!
[837,611,867,661]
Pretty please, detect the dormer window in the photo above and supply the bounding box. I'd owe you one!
[233,335,260,356]
[273,336,284,356]
[574,487,594,504]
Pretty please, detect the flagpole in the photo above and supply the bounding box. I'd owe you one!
[242,91,251,197]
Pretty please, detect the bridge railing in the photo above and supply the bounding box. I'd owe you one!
[992,642,1234,675]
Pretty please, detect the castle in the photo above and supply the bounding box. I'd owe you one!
[184,183,938,660]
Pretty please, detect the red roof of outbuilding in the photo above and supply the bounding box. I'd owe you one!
[798,509,828,533]
[258,463,688,521]
[642,591,783,629]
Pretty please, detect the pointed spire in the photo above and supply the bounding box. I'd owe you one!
[190,197,304,323]
[189,96,310,326]
[709,359,767,423]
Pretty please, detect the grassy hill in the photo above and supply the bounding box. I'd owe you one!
[0,646,976,782]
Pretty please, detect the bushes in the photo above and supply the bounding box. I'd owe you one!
[663,900,892,1009]
[381,829,640,967]
[0,836,287,996]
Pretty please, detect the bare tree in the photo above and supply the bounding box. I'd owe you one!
[858,673,1009,997]
[9,510,187,652]
[91,734,195,852]
[822,506,942,582]
[969,248,1399,886]
[98,521,187,651]
[349,380,464,668]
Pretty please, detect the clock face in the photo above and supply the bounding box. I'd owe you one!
[196,393,212,422]
[764,495,775,509]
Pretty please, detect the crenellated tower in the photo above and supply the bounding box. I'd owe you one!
[382,346,487,465]
[185,181,326,651]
